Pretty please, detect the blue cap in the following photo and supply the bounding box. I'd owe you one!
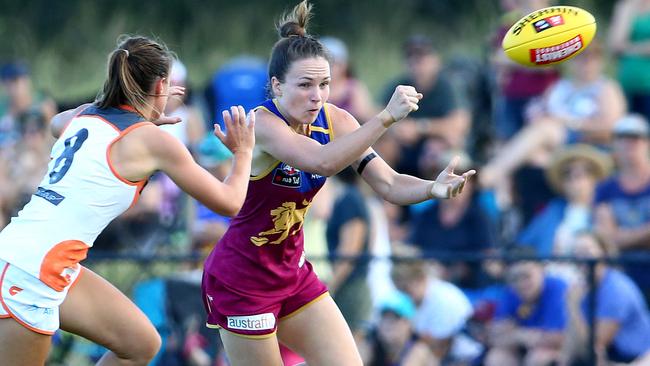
[0,62,29,81]
[379,291,416,320]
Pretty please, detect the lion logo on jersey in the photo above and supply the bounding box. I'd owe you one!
[250,199,311,246]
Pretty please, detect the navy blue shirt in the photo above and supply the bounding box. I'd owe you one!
[408,195,495,254]
[326,185,370,282]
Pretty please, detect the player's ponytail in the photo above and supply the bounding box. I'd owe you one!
[276,0,311,38]
[268,1,328,96]
[96,36,173,119]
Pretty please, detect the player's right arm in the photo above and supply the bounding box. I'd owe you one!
[138,106,254,217]
[256,85,421,176]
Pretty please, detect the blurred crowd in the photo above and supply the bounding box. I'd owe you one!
[3,0,650,365]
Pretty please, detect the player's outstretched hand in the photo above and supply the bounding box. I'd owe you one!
[430,156,476,199]
[382,85,423,125]
[214,105,255,155]
[151,86,186,126]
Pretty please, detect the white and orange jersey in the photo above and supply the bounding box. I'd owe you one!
[0,105,151,291]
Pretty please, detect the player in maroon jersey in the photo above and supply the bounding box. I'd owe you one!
[201,2,475,365]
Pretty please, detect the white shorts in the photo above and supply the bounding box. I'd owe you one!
[0,259,83,335]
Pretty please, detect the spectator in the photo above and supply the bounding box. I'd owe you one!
[391,246,482,365]
[518,144,613,257]
[155,59,208,247]
[561,231,650,366]
[0,61,56,226]
[0,110,52,225]
[594,114,650,304]
[482,42,626,187]
[321,36,378,123]
[359,291,437,366]
[326,166,372,339]
[189,135,235,259]
[490,0,560,141]
[383,34,470,177]
[486,248,568,366]
[0,61,56,150]
[609,0,650,122]
[409,148,496,289]
[481,42,625,228]
[161,59,206,151]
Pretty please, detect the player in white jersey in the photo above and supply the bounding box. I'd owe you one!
[0,35,255,366]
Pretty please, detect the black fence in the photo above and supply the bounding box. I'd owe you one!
[73,250,650,366]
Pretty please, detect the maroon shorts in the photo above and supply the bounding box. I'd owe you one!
[201,262,328,338]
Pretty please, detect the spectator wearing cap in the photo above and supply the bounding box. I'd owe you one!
[486,246,569,366]
[320,36,377,123]
[594,114,650,304]
[381,34,470,178]
[391,245,482,365]
[517,144,613,258]
[358,290,437,366]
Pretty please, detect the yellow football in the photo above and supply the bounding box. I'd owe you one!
[502,6,597,67]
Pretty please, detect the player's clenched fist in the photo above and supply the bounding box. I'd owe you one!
[381,85,423,126]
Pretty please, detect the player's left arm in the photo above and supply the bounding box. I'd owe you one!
[329,104,475,205]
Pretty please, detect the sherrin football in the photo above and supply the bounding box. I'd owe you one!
[502,6,596,67]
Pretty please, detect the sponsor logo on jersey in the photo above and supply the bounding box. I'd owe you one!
[227,313,276,331]
[272,163,301,188]
[8,286,22,296]
[35,187,65,206]
[533,15,564,32]
[530,35,583,65]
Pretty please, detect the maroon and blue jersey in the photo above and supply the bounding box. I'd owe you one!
[204,100,333,296]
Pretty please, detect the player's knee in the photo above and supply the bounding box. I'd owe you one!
[114,327,161,364]
[134,330,162,362]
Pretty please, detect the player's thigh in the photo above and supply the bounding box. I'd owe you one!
[219,328,283,366]
[0,317,51,365]
[277,294,362,366]
[59,268,160,359]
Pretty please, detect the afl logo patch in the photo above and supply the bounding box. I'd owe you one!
[272,163,301,188]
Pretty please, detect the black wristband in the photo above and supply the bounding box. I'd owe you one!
[356,152,377,175]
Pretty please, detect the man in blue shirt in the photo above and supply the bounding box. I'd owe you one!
[563,232,650,365]
[485,251,568,366]
[594,114,650,304]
